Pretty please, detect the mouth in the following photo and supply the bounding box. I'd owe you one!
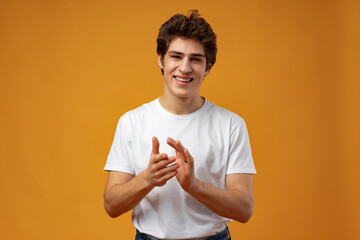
[174,76,194,82]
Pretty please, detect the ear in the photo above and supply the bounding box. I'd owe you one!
[204,64,212,77]
[157,54,164,69]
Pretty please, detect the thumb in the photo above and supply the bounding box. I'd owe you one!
[151,136,160,155]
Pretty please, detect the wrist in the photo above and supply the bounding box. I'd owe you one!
[138,171,155,191]
[186,178,201,195]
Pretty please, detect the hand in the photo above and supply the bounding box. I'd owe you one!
[166,137,198,192]
[143,137,179,187]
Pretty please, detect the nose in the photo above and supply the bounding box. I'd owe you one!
[179,58,192,73]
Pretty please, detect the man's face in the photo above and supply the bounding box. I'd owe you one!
[158,37,210,100]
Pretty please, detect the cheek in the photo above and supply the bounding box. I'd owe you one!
[163,58,178,71]
[194,67,207,78]
[166,62,178,72]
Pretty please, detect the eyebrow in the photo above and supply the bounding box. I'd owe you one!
[168,51,206,58]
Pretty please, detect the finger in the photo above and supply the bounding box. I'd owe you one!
[157,162,179,176]
[167,156,176,163]
[166,137,176,149]
[159,161,179,176]
[152,153,168,163]
[167,138,189,163]
[151,156,176,175]
[167,138,186,156]
[184,148,193,164]
[175,141,187,159]
[154,155,176,168]
[175,149,182,160]
[153,162,179,183]
[158,169,177,183]
[152,136,160,155]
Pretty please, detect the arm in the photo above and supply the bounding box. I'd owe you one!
[188,174,254,223]
[167,138,254,223]
[104,137,179,218]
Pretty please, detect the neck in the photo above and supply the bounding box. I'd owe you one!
[159,94,205,115]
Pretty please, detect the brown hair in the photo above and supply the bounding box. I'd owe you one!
[156,10,217,73]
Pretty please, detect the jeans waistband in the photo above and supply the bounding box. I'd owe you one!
[135,226,231,240]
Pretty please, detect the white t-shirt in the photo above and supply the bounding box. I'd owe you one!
[105,98,256,239]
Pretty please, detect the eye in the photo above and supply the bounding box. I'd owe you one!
[191,58,202,62]
[171,55,181,59]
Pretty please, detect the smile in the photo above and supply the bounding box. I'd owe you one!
[174,76,194,82]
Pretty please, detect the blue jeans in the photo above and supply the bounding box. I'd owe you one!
[135,226,231,240]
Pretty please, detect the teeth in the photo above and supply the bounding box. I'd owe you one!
[175,76,192,82]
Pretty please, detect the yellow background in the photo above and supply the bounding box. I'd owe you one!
[1,0,359,239]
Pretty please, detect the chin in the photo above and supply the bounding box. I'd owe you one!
[173,90,193,99]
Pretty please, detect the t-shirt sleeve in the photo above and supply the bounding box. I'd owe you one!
[104,114,135,174]
[226,117,256,175]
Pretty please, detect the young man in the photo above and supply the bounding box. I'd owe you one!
[104,10,256,240]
